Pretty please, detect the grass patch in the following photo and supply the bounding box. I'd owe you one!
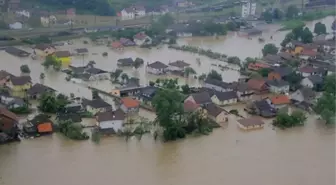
[278,20,306,31]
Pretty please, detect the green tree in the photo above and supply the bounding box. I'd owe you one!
[40,72,45,79]
[110,69,123,82]
[262,10,273,23]
[181,84,191,94]
[273,8,284,20]
[42,55,61,70]
[314,22,327,35]
[20,64,30,73]
[27,16,42,28]
[284,72,302,91]
[184,67,196,78]
[272,111,306,129]
[38,92,68,113]
[207,70,222,81]
[58,120,89,140]
[286,5,299,19]
[227,56,241,65]
[149,81,155,86]
[198,73,207,81]
[133,58,143,69]
[280,32,295,47]
[158,13,174,26]
[121,73,129,83]
[301,27,313,44]
[262,43,278,56]
[258,68,272,77]
[152,88,186,141]
[92,89,99,99]
[314,74,336,124]
[225,21,238,31]
[161,78,179,89]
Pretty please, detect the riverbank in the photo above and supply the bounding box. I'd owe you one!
[278,9,335,31]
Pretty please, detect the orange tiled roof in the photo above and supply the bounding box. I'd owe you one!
[121,97,140,108]
[37,122,53,133]
[270,95,290,105]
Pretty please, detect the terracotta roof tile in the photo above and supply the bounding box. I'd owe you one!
[270,95,290,105]
[37,122,53,133]
[121,97,140,108]
[247,78,267,90]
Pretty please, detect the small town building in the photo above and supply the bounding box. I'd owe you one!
[204,103,228,123]
[0,108,19,141]
[183,100,201,113]
[297,66,322,77]
[277,52,296,61]
[7,76,32,96]
[74,48,89,55]
[117,58,134,66]
[54,51,71,65]
[299,50,318,60]
[261,54,284,65]
[119,38,136,47]
[314,40,335,53]
[27,83,55,99]
[239,28,262,37]
[0,71,14,86]
[247,78,269,94]
[237,117,265,130]
[300,75,324,90]
[9,22,23,29]
[185,91,212,106]
[146,61,168,75]
[248,99,277,118]
[34,44,55,58]
[0,94,26,109]
[168,60,190,71]
[203,78,232,92]
[268,66,292,81]
[84,67,109,81]
[96,109,126,134]
[267,79,290,94]
[269,95,290,109]
[230,82,254,101]
[111,41,124,50]
[120,6,146,20]
[120,97,140,114]
[82,98,112,115]
[137,86,158,105]
[25,114,53,136]
[5,46,30,57]
[173,0,193,7]
[63,103,84,114]
[211,90,238,106]
[290,87,316,110]
[133,32,151,46]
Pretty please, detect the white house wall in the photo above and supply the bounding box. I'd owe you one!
[99,120,123,132]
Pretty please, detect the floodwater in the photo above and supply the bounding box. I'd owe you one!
[0,16,335,185]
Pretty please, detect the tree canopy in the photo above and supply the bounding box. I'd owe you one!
[207,70,222,81]
[314,22,327,35]
[20,65,30,73]
[262,43,278,56]
[286,5,299,19]
[273,111,307,129]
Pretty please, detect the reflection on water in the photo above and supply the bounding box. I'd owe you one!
[0,16,335,185]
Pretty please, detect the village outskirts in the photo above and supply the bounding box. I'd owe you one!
[0,0,335,144]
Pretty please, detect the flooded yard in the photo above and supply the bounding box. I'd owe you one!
[0,16,335,185]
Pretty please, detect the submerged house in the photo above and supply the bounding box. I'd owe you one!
[84,67,109,81]
[204,78,232,92]
[239,28,262,37]
[184,91,212,106]
[168,60,190,71]
[96,109,126,134]
[74,48,89,55]
[24,114,53,136]
[266,79,290,94]
[111,41,124,50]
[120,97,140,114]
[117,58,134,66]
[210,90,238,106]
[34,44,55,58]
[27,83,55,99]
[237,117,265,130]
[82,98,112,115]
[137,86,158,105]
[54,51,71,65]
[146,61,168,75]
[120,38,136,47]
[204,103,228,123]
[247,99,277,118]
[133,32,152,46]
[5,47,30,57]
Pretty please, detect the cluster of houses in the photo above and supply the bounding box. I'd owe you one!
[243,37,336,117]
[111,32,152,50]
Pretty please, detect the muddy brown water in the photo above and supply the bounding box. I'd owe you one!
[0,17,334,185]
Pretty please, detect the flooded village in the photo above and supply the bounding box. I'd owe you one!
[0,9,335,185]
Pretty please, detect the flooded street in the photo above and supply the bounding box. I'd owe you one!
[0,16,335,185]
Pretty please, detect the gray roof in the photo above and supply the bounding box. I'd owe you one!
[204,78,231,89]
[307,75,323,85]
[191,91,212,105]
[204,103,225,117]
[212,91,237,101]
[75,48,88,53]
[10,76,31,85]
[27,83,55,95]
[82,98,111,109]
[271,66,292,77]
[96,109,125,122]
[85,67,108,75]
[238,117,265,127]
[148,61,168,69]
[267,79,289,87]
[169,60,190,68]
[299,87,316,100]
[117,58,134,66]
